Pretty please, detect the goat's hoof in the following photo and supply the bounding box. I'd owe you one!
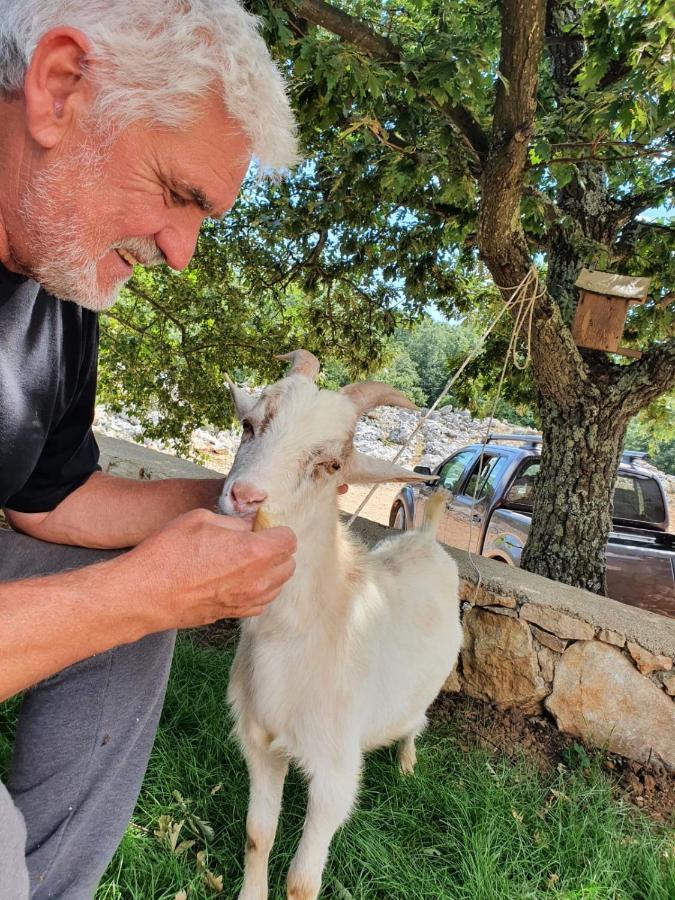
[238,883,267,900]
[287,878,320,900]
[399,758,416,776]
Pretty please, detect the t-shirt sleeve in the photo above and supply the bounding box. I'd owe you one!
[4,317,101,513]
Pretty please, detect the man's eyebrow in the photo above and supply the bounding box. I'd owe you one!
[167,177,217,215]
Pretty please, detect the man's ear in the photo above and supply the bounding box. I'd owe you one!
[24,27,92,149]
[343,451,439,485]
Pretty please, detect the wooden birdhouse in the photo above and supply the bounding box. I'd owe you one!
[571,268,651,359]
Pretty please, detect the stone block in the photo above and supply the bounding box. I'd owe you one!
[546,641,675,771]
[482,605,517,618]
[626,641,673,675]
[537,647,557,683]
[530,624,568,653]
[460,582,517,609]
[520,604,595,641]
[461,608,547,710]
[598,627,625,647]
[663,674,675,697]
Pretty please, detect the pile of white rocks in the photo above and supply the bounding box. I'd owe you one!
[94,404,674,516]
[94,403,521,472]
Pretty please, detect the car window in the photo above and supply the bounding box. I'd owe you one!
[437,450,475,492]
[612,474,665,524]
[461,454,501,501]
[504,460,540,508]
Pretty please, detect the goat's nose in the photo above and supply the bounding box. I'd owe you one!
[230,481,267,513]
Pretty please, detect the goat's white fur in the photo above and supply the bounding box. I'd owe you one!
[221,358,461,900]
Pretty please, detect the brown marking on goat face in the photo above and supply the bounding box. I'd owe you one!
[258,390,282,434]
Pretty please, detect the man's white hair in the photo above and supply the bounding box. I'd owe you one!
[0,0,298,171]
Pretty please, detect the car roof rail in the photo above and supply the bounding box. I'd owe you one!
[485,434,648,465]
[621,449,649,464]
[486,433,543,448]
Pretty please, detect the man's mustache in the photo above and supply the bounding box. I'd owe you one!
[110,237,166,268]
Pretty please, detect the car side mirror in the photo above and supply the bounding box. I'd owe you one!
[413,464,437,488]
[413,465,432,476]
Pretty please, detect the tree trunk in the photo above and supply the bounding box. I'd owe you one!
[521,389,628,594]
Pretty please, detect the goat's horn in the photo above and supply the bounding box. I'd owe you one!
[340,382,418,416]
[275,349,320,381]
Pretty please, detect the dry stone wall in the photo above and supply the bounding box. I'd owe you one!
[98,434,675,773]
[348,519,675,773]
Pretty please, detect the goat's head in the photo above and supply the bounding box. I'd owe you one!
[219,349,432,520]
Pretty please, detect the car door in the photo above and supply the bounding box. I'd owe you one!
[412,449,477,529]
[440,452,508,552]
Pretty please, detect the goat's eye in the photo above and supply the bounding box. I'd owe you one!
[330,461,341,472]
[242,419,254,438]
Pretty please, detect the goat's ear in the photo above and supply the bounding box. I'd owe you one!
[225,376,257,420]
[343,451,439,485]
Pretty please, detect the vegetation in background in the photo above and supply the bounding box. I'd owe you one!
[99,0,675,588]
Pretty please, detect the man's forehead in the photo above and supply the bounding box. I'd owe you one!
[154,98,252,217]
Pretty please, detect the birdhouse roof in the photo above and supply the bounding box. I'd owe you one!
[575,268,650,301]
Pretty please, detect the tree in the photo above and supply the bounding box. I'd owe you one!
[100,0,674,593]
[236,0,673,594]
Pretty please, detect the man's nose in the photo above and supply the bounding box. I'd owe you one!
[154,217,202,272]
[230,481,267,514]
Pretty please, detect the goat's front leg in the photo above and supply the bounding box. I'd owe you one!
[238,738,289,900]
[287,755,361,900]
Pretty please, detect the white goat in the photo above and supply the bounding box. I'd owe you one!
[220,350,461,900]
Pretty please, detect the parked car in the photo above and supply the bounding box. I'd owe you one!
[389,434,675,618]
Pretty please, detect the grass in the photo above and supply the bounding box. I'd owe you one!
[2,635,674,899]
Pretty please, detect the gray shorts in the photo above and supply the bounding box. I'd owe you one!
[0,530,176,899]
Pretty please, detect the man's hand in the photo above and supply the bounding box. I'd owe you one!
[0,509,296,701]
[127,509,297,626]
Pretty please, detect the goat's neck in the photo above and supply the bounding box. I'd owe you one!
[289,489,347,583]
[263,490,356,628]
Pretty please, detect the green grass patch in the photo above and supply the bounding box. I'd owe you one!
[2,635,673,899]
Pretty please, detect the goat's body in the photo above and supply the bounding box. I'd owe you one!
[228,517,460,900]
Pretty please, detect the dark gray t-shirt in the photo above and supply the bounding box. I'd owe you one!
[0,262,100,513]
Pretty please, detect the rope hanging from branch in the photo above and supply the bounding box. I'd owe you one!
[347,265,544,586]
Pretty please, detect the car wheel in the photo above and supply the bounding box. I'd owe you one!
[392,504,407,530]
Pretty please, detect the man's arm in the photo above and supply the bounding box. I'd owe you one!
[4,470,225,549]
[0,509,296,702]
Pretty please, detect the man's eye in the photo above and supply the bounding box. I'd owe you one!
[168,189,188,207]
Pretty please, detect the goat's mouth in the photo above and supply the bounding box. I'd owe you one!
[217,489,235,517]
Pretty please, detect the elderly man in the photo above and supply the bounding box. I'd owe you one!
[0,1,300,896]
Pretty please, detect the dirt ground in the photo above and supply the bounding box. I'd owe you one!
[337,482,401,526]
[429,691,675,826]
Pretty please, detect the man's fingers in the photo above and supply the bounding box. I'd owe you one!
[252,525,297,559]
[210,512,253,532]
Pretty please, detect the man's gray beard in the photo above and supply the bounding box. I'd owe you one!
[17,146,163,312]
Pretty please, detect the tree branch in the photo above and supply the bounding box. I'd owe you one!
[612,219,675,259]
[616,338,675,417]
[527,147,673,169]
[614,175,675,223]
[477,0,586,407]
[284,0,489,164]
